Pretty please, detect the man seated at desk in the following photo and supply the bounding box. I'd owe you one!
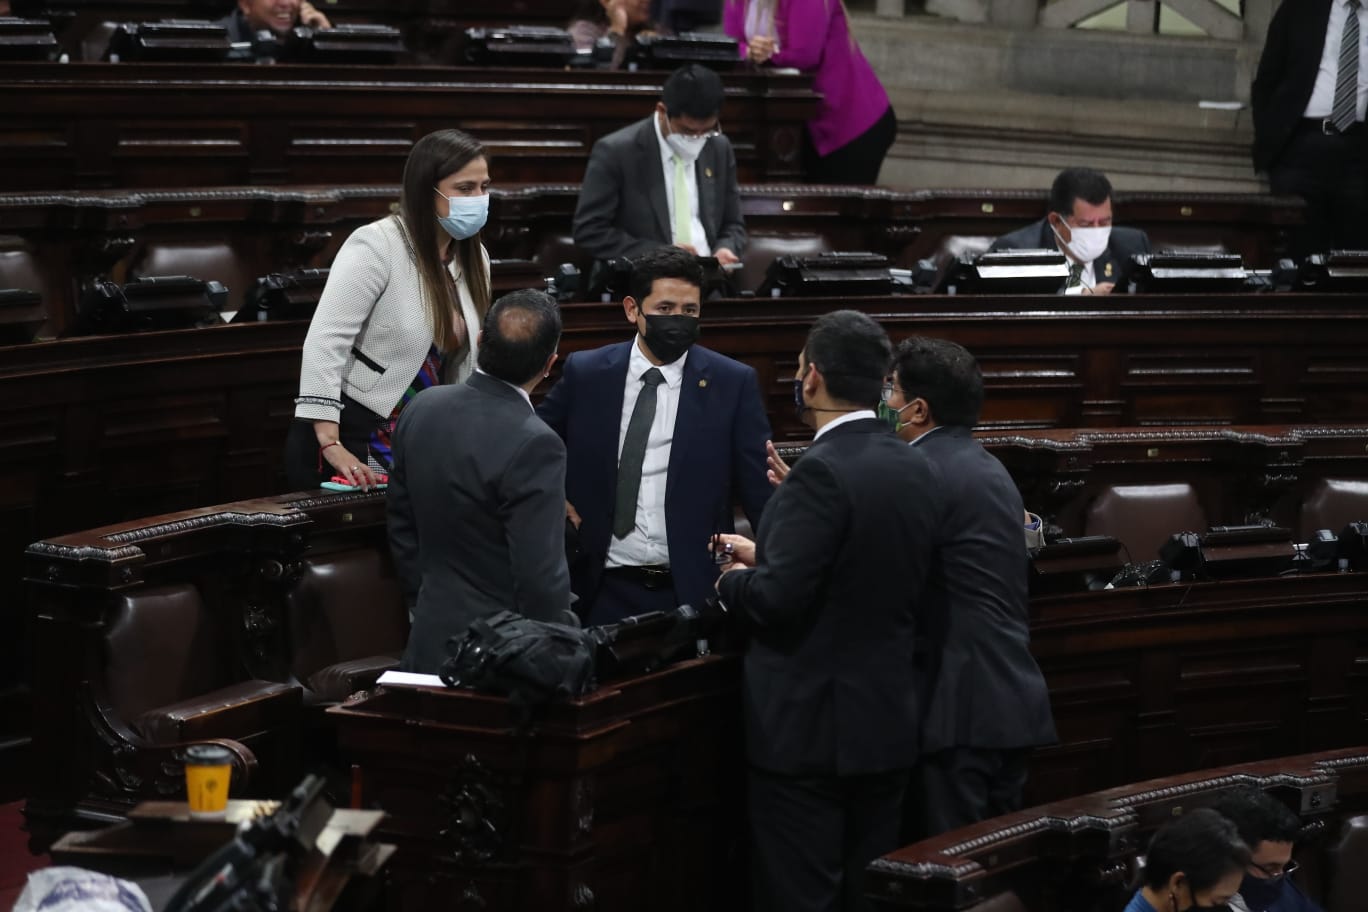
[1212,787,1323,912]
[573,64,747,278]
[536,247,771,625]
[217,0,332,42]
[989,167,1151,295]
[389,290,571,674]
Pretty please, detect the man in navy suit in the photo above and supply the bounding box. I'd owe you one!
[536,247,772,624]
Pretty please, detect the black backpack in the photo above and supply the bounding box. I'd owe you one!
[438,610,597,710]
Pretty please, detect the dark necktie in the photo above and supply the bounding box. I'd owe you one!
[1066,262,1083,291]
[613,367,665,539]
[1333,0,1362,133]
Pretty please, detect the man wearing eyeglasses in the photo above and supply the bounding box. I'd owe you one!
[573,63,747,277]
[1211,787,1322,912]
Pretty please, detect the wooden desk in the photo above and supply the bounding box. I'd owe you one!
[0,63,816,191]
[331,661,744,912]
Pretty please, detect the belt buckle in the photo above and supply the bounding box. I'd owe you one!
[1322,118,1338,136]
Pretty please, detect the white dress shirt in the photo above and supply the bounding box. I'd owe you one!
[652,113,712,257]
[1305,0,1368,121]
[606,337,688,569]
[813,409,875,441]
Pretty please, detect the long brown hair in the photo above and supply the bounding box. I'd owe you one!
[398,129,492,351]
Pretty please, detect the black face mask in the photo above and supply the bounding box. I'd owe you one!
[1235,874,1282,912]
[639,314,699,364]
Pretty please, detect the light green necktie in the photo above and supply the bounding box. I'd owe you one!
[672,156,692,246]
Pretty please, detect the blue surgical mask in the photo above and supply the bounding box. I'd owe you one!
[434,189,489,241]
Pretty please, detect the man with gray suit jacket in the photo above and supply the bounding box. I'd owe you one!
[573,63,746,274]
[884,336,1056,839]
[390,290,572,674]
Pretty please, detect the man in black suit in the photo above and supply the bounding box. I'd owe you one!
[573,64,746,275]
[715,310,943,912]
[989,167,1150,294]
[390,290,571,674]
[1253,0,1368,255]
[885,336,1056,840]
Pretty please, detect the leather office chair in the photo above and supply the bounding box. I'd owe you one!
[97,583,302,797]
[131,242,251,313]
[1329,815,1368,912]
[284,549,409,703]
[1300,478,1368,540]
[739,234,830,295]
[1084,483,1209,562]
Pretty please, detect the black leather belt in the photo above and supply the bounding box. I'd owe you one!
[603,565,674,590]
[1300,117,1365,136]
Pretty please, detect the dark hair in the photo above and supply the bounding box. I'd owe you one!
[1049,167,1113,219]
[398,129,492,350]
[662,64,725,120]
[627,247,704,303]
[1141,808,1251,893]
[1210,788,1302,848]
[477,289,562,386]
[893,336,984,429]
[803,310,892,407]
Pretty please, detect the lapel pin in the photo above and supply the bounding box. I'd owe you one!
[1104,262,1113,278]
[699,379,708,388]
[704,167,714,178]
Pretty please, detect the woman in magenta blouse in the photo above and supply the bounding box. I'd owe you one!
[725,0,895,184]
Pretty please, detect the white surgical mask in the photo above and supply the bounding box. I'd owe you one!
[434,189,489,241]
[1052,218,1111,265]
[667,132,708,163]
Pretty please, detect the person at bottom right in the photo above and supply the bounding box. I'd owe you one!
[1211,787,1323,912]
[882,336,1056,840]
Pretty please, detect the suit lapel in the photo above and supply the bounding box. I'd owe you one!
[666,350,709,515]
[636,118,672,244]
[696,142,717,248]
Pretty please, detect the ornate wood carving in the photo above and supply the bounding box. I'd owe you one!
[440,753,507,866]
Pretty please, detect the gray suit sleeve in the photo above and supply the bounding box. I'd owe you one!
[715,140,747,256]
[573,141,661,262]
[499,427,572,622]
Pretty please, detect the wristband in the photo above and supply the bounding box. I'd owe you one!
[317,440,341,471]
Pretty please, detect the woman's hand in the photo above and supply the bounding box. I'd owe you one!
[747,35,777,64]
[316,421,381,490]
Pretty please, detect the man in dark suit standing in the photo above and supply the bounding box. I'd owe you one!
[884,336,1056,840]
[1253,0,1368,255]
[537,247,771,625]
[714,310,943,912]
[989,167,1150,294]
[573,64,747,274]
[390,290,571,674]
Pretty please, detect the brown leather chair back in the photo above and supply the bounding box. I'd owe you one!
[1084,483,1208,562]
[131,242,251,311]
[102,583,230,723]
[739,234,830,295]
[285,548,408,686]
[1329,815,1368,912]
[1300,478,1368,539]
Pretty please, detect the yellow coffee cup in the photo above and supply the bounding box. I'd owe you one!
[184,744,233,818]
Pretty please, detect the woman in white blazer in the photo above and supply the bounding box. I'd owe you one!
[286,129,493,490]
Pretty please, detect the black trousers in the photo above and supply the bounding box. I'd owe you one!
[802,105,897,186]
[1269,121,1368,258]
[586,570,678,625]
[748,765,909,912]
[904,747,1030,842]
